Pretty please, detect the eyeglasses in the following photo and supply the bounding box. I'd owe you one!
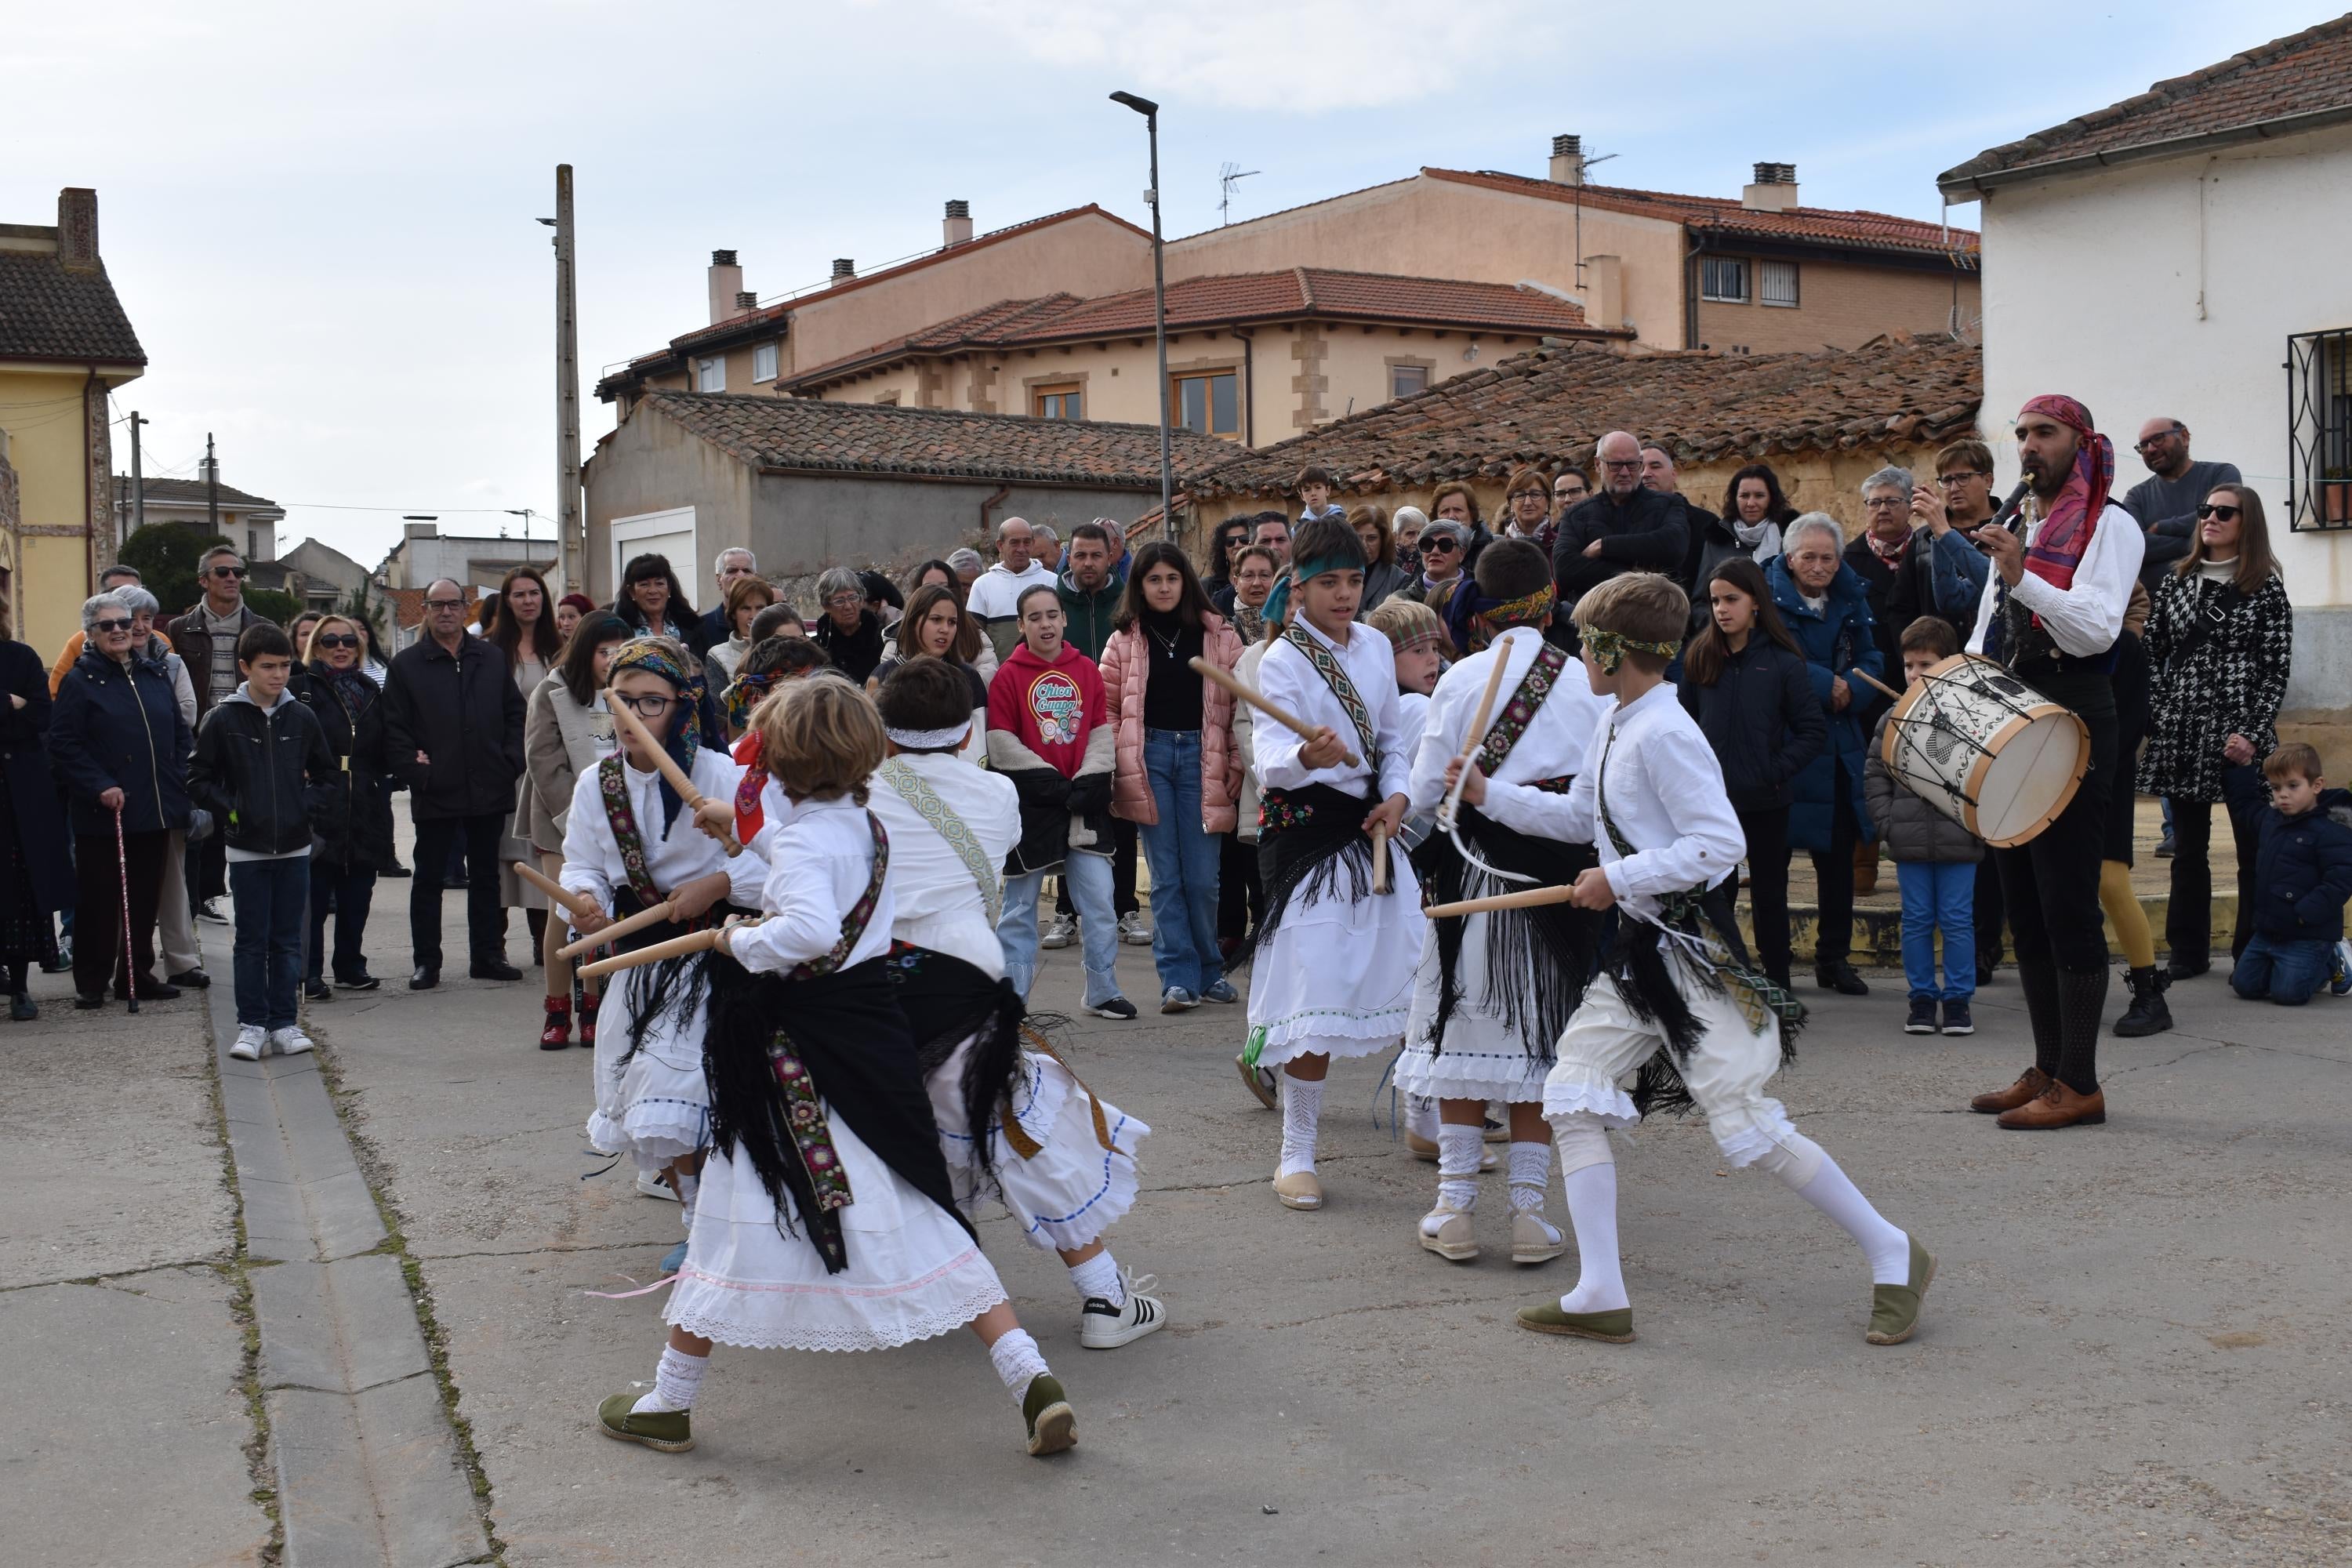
[612,692,676,717]
[1600,458,1642,470]
[2133,428,2185,452]
[2194,503,2241,521]
[91,617,134,633]
[822,592,863,608]
[1864,495,1907,509]
[209,565,247,579]
[316,633,361,649]
[1936,470,1984,485]
[1553,487,1584,498]
[424,598,464,610]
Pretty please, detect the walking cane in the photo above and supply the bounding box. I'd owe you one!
[114,804,138,1014]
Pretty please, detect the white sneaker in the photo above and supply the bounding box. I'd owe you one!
[1079,1271,1167,1348]
[1040,913,1075,949]
[637,1169,679,1201]
[1117,910,1150,946]
[229,1024,266,1061]
[269,1025,315,1057]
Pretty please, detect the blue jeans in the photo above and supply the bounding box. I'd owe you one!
[1136,729,1225,996]
[998,851,1120,1006]
[2230,933,2331,1005]
[1896,859,1976,1004]
[230,857,309,1030]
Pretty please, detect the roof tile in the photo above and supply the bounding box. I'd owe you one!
[1421,169,1979,257]
[0,249,144,364]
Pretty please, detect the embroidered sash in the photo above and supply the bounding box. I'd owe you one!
[1283,622,1378,769]
[786,811,891,982]
[597,753,663,907]
[879,757,1001,926]
[763,1033,854,1244]
[1472,639,1572,778]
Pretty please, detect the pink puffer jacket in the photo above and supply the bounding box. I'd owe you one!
[1100,613,1245,831]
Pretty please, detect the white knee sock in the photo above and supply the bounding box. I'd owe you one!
[1433,1123,1483,1211]
[632,1344,708,1414]
[987,1327,1051,1403]
[1278,1074,1324,1177]
[1552,1121,1628,1314]
[1066,1250,1124,1308]
[1761,1134,1911,1285]
[1508,1140,1552,1213]
[1404,1093,1439,1141]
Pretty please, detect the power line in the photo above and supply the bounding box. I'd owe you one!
[281,501,543,514]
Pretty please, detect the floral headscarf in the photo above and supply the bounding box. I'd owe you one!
[608,637,701,829]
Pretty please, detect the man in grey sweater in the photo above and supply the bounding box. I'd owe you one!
[2123,417,2240,590]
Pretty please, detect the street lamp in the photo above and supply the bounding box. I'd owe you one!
[1110,90,1173,531]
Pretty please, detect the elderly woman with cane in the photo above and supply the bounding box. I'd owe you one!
[49,593,193,1011]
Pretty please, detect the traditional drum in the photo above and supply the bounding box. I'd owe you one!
[1876,654,2088,847]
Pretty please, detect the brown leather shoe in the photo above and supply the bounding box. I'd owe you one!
[1995,1080,2106,1130]
[1968,1065,2050,1115]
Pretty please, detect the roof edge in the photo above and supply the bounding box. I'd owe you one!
[1937,101,2352,197]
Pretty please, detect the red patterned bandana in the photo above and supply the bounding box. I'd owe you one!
[2017,393,2114,590]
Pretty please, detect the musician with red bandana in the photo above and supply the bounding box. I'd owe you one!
[1962,397,2144,1131]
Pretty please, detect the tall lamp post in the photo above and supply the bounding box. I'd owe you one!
[1109,90,1172,532]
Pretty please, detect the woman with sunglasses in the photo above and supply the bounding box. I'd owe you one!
[1410,521,1471,617]
[2136,486,2293,986]
[293,616,394,998]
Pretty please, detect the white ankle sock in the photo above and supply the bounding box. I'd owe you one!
[1771,1136,1911,1284]
[1508,1140,1552,1213]
[1278,1074,1323,1177]
[987,1328,1050,1402]
[1434,1123,1483,1211]
[1555,1142,1629,1314]
[1067,1250,1124,1308]
[632,1345,708,1414]
[1404,1093,1439,1141]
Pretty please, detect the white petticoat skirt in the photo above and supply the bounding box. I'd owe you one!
[583,960,710,1173]
[927,1038,1149,1254]
[1244,862,1422,1070]
[1396,915,1553,1103]
[666,1110,1008,1353]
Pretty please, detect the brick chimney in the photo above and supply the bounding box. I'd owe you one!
[57,187,100,273]
[708,249,744,324]
[830,258,857,285]
[1742,162,1799,212]
[943,198,973,248]
[1548,135,1584,187]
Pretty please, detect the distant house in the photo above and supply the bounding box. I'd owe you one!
[1936,13,2352,746]
[584,392,1234,601]
[375,519,556,595]
[279,537,372,614]
[116,466,285,564]
[1180,333,1982,546]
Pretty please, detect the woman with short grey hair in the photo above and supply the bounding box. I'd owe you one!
[810,566,887,684]
[1842,471,1925,894]
[114,584,207,986]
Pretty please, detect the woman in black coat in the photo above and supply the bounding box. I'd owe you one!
[293,615,394,995]
[1675,556,1828,987]
[0,619,73,1018]
[48,592,192,1009]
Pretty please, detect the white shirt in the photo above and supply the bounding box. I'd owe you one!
[558,748,766,915]
[1964,501,2145,659]
[963,560,1053,625]
[1253,617,1412,801]
[1406,627,1610,818]
[728,795,896,975]
[1476,681,1744,923]
[869,751,1019,976]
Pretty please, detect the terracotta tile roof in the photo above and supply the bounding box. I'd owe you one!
[1184,333,1983,499]
[642,390,1236,488]
[0,249,145,365]
[116,475,280,510]
[786,268,1607,390]
[1422,168,1979,258]
[1940,16,2352,191]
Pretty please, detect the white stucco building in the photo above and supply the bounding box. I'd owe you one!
[1938,16,2352,746]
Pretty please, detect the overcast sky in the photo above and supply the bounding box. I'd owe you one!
[7,1,2332,571]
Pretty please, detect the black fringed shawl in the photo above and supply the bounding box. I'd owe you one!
[608,887,751,1070]
[1412,805,1603,1062]
[1226,782,1392,972]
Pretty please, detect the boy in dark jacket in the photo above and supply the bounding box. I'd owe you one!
[987,584,1134,1020]
[2233,743,2352,1006]
[1864,618,1982,1037]
[191,625,342,1059]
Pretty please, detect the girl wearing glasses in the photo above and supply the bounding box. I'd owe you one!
[294,616,394,1000]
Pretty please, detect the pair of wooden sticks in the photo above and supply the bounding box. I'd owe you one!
[513,859,753,978]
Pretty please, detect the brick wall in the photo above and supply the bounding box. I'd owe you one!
[1697,259,1980,355]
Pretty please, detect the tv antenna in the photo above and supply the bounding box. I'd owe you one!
[1218,162,1262,226]
[1571,147,1621,287]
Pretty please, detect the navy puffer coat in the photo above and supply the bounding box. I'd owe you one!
[48,647,193,836]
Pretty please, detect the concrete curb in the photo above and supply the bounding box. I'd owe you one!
[204,938,490,1568]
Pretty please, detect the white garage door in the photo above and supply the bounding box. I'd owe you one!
[610,506,696,601]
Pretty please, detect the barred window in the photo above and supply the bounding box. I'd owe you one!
[1760,260,1800,308]
[1700,256,1749,303]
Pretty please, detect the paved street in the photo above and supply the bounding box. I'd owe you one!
[6,841,2347,1567]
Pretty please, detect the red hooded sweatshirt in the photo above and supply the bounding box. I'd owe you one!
[986,641,1106,778]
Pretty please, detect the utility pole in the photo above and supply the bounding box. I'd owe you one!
[1109,92,1173,530]
[128,410,149,540]
[205,431,219,538]
[553,166,583,593]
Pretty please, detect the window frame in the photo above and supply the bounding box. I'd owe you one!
[1759,259,1800,309]
[752,341,779,383]
[1171,368,1241,439]
[1387,360,1432,401]
[1031,381,1084,421]
[1700,256,1751,304]
[2288,326,2352,532]
[694,355,724,392]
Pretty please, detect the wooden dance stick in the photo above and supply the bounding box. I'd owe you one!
[575,921,759,980]
[1189,657,1360,768]
[510,861,601,922]
[1848,666,1905,703]
[611,699,743,856]
[1436,649,1514,832]
[1371,824,1390,894]
[1424,883,1580,920]
[554,899,674,961]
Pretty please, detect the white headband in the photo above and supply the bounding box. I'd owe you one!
[885,722,971,750]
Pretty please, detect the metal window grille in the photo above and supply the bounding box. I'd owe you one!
[1700,256,1749,303]
[2287,328,2352,532]
[1759,260,1799,308]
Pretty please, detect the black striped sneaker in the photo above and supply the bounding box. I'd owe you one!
[1079,1274,1167,1349]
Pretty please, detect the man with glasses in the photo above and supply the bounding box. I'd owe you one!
[1552,431,1689,641]
[1897,440,1997,646]
[380,579,528,989]
[169,546,267,922]
[2123,418,2239,592]
[1550,467,1588,528]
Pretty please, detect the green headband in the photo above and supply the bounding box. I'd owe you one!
[1581,625,1680,674]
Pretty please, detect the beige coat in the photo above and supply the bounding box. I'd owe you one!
[518,672,612,854]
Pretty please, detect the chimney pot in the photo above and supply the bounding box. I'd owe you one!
[735,290,758,310]
[707,249,746,325]
[1740,163,1800,212]
[942,198,974,248]
[56,187,99,272]
[711,249,738,266]
[1548,134,1584,187]
[831,258,857,282]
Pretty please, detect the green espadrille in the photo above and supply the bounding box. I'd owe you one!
[1865,1236,1936,1345]
[1022,1374,1077,1456]
[1514,1302,1636,1343]
[597,1392,694,1453]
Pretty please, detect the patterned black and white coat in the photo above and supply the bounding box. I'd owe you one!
[2135,564,2293,805]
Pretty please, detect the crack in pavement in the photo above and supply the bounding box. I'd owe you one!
[0,1256,232,1294]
